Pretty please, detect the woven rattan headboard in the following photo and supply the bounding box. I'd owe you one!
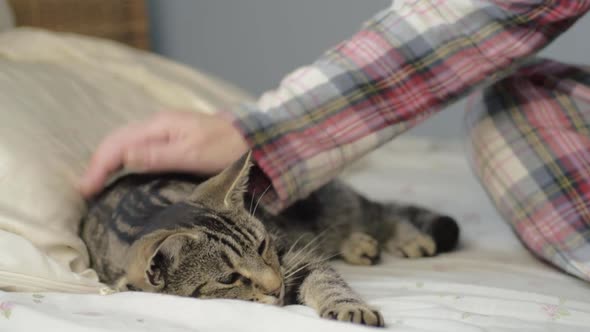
[7,0,150,50]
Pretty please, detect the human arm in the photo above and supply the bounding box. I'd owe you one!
[227,0,589,213]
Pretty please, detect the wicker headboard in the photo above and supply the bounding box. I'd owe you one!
[7,0,150,50]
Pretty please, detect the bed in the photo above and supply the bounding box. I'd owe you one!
[0,1,589,331]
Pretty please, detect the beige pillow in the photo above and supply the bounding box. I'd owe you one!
[0,28,252,292]
[0,0,14,32]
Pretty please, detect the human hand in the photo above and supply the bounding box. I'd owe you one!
[78,111,249,198]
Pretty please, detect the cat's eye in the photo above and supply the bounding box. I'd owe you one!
[218,272,241,285]
[257,239,267,255]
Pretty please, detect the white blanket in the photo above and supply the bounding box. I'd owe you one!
[1,138,588,331]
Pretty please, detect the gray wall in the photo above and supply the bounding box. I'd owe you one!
[148,1,590,139]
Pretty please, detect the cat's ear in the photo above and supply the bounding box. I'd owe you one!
[126,232,201,291]
[143,234,186,288]
[191,152,252,208]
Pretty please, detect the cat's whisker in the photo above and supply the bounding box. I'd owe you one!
[284,248,318,272]
[283,247,320,275]
[282,244,337,277]
[284,253,338,280]
[284,265,312,279]
[322,252,340,262]
[252,185,272,217]
[284,223,347,268]
[283,238,324,273]
[284,244,315,269]
[289,251,339,274]
[287,231,327,261]
[290,234,308,247]
[283,233,307,259]
[283,224,340,263]
[285,254,339,280]
[249,189,256,215]
[284,229,331,266]
[273,234,287,242]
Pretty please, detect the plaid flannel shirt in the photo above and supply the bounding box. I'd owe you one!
[227,0,590,214]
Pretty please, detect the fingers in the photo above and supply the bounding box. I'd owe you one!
[78,120,168,197]
[78,111,247,198]
[124,141,197,173]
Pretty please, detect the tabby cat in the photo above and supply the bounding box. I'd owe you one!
[81,153,459,327]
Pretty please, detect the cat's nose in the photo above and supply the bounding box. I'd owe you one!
[254,269,282,295]
[267,284,282,297]
[258,295,281,305]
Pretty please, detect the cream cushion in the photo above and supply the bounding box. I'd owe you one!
[0,0,14,31]
[0,28,251,292]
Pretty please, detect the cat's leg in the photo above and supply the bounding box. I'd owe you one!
[386,219,437,257]
[317,181,457,261]
[276,180,458,265]
[277,182,386,266]
[337,202,458,261]
[284,259,384,327]
[280,245,384,326]
[339,232,380,265]
[381,204,460,258]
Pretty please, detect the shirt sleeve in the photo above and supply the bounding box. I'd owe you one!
[225,0,590,214]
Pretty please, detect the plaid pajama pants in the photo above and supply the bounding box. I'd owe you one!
[466,58,590,280]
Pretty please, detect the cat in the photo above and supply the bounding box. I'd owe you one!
[80,152,459,327]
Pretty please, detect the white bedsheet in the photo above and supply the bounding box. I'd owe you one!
[1,138,589,332]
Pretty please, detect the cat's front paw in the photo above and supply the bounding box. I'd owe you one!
[320,302,384,327]
[340,232,380,265]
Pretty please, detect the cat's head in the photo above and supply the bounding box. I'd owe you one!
[125,153,284,305]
